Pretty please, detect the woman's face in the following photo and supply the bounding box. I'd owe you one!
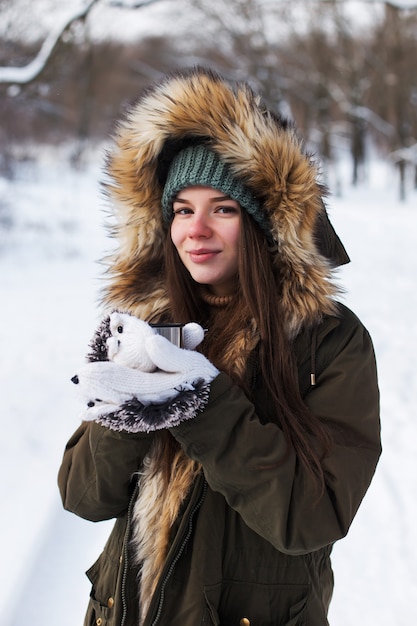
[170,185,241,296]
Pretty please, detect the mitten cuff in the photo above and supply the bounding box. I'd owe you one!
[91,379,211,433]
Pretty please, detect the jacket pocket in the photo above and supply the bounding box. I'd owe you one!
[84,593,110,626]
[286,595,308,625]
[203,581,309,626]
[84,555,118,626]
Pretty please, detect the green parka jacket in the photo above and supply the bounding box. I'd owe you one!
[58,68,381,626]
[58,304,380,626]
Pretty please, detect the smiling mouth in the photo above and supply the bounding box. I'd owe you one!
[188,249,219,262]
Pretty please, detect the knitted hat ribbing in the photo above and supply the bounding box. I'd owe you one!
[161,145,269,233]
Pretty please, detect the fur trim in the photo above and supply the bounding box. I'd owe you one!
[93,380,210,433]
[219,322,260,381]
[132,441,201,625]
[87,315,111,362]
[102,67,341,335]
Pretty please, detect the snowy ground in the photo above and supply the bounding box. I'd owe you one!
[1,146,416,625]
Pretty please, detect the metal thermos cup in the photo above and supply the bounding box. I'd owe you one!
[151,323,184,348]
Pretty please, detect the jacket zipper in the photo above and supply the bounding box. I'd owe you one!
[121,480,139,626]
[150,479,208,626]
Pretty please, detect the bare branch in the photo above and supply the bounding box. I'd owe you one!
[0,0,99,85]
[108,0,166,7]
[385,1,417,8]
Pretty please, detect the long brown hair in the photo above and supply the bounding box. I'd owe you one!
[163,209,332,489]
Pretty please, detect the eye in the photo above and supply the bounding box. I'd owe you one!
[173,207,193,216]
[117,325,123,334]
[216,205,240,214]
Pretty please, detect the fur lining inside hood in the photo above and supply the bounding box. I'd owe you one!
[101,67,349,335]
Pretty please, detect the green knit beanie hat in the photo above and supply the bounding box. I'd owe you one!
[161,144,269,233]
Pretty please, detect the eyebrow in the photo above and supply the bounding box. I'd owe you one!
[173,195,233,203]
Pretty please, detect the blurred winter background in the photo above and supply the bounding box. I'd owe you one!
[1,1,417,624]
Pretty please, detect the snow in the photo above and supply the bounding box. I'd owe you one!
[1,144,416,625]
[0,1,98,84]
[0,0,183,44]
[3,0,415,49]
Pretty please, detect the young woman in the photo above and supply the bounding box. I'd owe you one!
[58,67,381,626]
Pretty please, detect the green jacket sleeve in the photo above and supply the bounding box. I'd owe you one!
[57,421,155,521]
[170,311,381,555]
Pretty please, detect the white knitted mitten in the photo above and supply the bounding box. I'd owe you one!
[182,322,205,350]
[105,312,205,370]
[73,346,218,406]
[106,312,157,371]
[72,322,218,432]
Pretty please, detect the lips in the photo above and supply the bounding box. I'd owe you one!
[188,249,220,263]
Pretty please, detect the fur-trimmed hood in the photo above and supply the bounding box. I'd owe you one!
[102,67,349,335]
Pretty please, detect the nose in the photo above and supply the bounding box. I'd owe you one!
[187,213,213,238]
